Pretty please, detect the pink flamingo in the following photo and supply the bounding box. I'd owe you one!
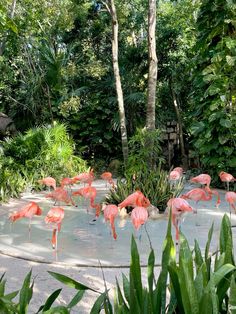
[181,188,212,225]
[131,206,148,230]
[104,204,119,240]
[45,207,64,250]
[9,201,42,238]
[225,191,236,220]
[38,177,56,191]
[73,186,96,206]
[219,171,235,191]
[167,197,194,244]
[101,172,115,188]
[190,173,211,188]
[60,177,75,189]
[72,169,94,186]
[190,173,220,207]
[46,187,75,206]
[118,190,150,209]
[169,167,183,186]
[173,167,183,175]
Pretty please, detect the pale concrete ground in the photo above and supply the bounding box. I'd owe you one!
[0,179,235,313]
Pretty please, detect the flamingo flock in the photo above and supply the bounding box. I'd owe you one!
[8,167,236,252]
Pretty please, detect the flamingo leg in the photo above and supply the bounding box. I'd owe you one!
[55,229,58,251]
[28,217,32,241]
[195,202,199,226]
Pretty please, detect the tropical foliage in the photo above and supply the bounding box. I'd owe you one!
[0,123,87,202]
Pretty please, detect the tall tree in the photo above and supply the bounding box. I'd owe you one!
[103,0,129,167]
[146,0,158,168]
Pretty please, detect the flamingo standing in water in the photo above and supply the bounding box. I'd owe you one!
[104,204,119,240]
[219,171,235,191]
[46,187,75,206]
[181,188,212,225]
[9,201,42,239]
[38,177,56,191]
[167,197,194,245]
[190,173,211,188]
[225,191,236,220]
[190,173,220,207]
[73,169,94,186]
[118,190,150,209]
[73,186,100,218]
[73,186,97,207]
[101,172,115,188]
[131,206,148,230]
[45,207,65,250]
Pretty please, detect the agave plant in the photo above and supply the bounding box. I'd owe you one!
[105,167,184,212]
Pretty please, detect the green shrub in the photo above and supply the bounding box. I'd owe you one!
[0,123,88,202]
[105,166,184,212]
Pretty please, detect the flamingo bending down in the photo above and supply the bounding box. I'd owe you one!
[73,186,96,206]
[101,172,115,188]
[72,169,94,186]
[118,190,150,209]
[60,177,75,189]
[167,197,194,244]
[190,174,211,188]
[225,192,236,218]
[46,187,75,206]
[181,188,212,225]
[131,206,148,230]
[219,171,236,191]
[9,201,42,238]
[104,204,119,240]
[45,207,65,250]
[38,177,56,191]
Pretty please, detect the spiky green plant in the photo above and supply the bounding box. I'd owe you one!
[105,167,184,212]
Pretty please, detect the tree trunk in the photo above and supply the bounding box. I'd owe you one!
[108,0,128,167]
[146,0,158,169]
[170,82,188,170]
[0,0,17,56]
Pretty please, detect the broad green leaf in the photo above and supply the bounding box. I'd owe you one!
[18,270,33,314]
[48,272,98,293]
[219,118,232,128]
[194,240,204,272]
[115,278,129,312]
[43,306,70,314]
[205,223,214,274]
[90,292,107,314]
[228,274,236,314]
[219,214,234,264]
[147,249,155,312]
[68,290,85,309]
[40,289,62,312]
[168,264,185,314]
[155,213,175,313]
[122,274,130,305]
[130,235,142,310]
[179,234,199,314]
[4,290,19,301]
[199,292,213,314]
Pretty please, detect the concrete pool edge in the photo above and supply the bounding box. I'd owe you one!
[0,248,162,268]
